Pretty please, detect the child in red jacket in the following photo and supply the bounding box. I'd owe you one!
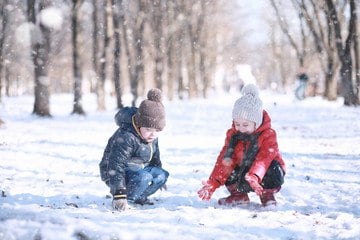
[198,84,286,207]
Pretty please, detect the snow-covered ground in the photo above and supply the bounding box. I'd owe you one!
[1,90,359,240]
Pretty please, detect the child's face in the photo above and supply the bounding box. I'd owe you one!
[233,118,256,134]
[139,127,160,142]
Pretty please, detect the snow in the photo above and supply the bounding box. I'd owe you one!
[236,64,257,85]
[40,7,63,30]
[1,91,360,240]
[15,23,33,48]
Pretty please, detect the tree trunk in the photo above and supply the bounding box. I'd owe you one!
[166,42,174,100]
[323,4,338,101]
[112,0,123,109]
[5,65,9,96]
[130,0,145,106]
[28,0,51,117]
[0,0,7,102]
[185,3,200,99]
[295,0,339,100]
[175,33,184,99]
[198,0,208,98]
[186,41,197,98]
[186,19,198,99]
[122,12,133,102]
[325,0,357,106]
[270,0,304,67]
[151,0,164,90]
[165,1,175,100]
[96,0,110,111]
[92,0,99,92]
[72,0,85,115]
[352,2,359,104]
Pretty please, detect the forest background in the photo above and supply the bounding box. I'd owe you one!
[0,0,359,120]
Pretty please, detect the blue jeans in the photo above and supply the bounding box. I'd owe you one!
[125,166,169,202]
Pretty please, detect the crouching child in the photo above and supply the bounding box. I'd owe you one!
[198,84,286,207]
[100,89,169,211]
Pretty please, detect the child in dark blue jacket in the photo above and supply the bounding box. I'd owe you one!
[100,89,169,211]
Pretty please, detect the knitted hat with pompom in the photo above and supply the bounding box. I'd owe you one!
[232,84,263,129]
[134,88,166,131]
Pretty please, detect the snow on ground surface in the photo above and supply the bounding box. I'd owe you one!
[1,90,360,240]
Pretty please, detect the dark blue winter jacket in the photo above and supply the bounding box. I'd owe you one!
[99,107,162,197]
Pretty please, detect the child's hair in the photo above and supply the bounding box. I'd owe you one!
[232,84,263,129]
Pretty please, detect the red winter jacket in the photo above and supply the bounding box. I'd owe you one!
[208,110,286,188]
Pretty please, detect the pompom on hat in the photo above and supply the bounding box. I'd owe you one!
[232,84,263,129]
[134,88,166,131]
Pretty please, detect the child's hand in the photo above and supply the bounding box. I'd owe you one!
[112,198,127,211]
[198,180,217,201]
[245,173,263,196]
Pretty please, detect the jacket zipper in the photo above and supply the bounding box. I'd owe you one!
[148,142,153,162]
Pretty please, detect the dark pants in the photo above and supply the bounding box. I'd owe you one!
[226,160,285,193]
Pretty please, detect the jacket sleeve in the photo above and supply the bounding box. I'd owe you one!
[107,130,135,197]
[207,128,239,187]
[149,139,162,168]
[248,129,279,181]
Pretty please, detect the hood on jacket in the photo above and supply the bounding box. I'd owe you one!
[255,110,271,133]
[114,107,138,127]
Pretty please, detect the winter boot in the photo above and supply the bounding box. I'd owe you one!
[218,183,250,206]
[260,188,280,207]
[134,198,154,205]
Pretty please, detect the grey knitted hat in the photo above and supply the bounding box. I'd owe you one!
[232,84,263,129]
[134,88,166,131]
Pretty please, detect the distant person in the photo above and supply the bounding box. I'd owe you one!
[99,88,169,211]
[295,68,309,100]
[197,84,286,207]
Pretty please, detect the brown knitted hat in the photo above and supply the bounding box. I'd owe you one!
[134,88,166,131]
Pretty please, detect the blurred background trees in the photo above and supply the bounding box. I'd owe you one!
[0,0,359,117]
[269,0,359,106]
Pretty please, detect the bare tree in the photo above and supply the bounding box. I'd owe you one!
[164,1,178,100]
[121,3,133,99]
[132,0,145,105]
[0,2,3,99]
[91,0,99,93]
[3,0,316,103]
[173,1,186,99]
[198,0,213,98]
[270,0,306,67]
[184,1,201,98]
[352,2,359,104]
[294,0,339,100]
[96,0,111,111]
[112,0,123,109]
[27,0,52,117]
[269,0,358,104]
[322,3,338,101]
[162,0,223,99]
[71,0,85,115]
[269,27,289,88]
[122,0,145,106]
[149,0,165,90]
[0,0,8,103]
[325,0,357,106]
